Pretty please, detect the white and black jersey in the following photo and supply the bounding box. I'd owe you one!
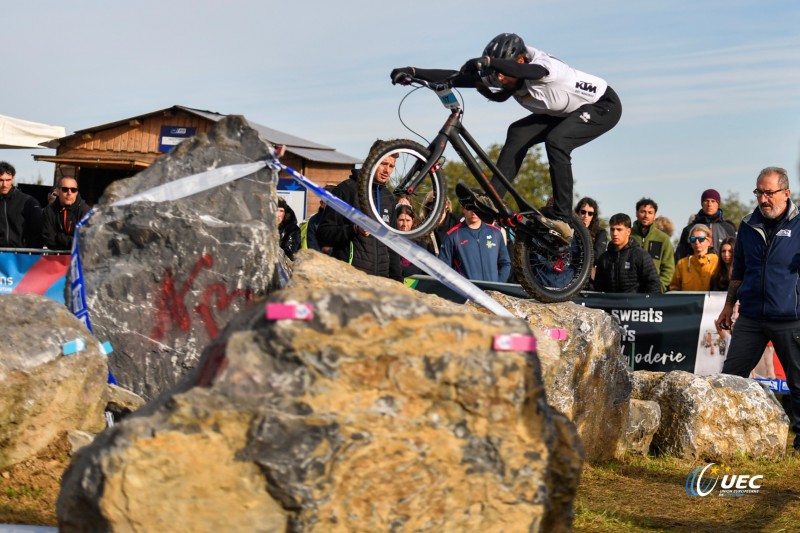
[483,47,608,116]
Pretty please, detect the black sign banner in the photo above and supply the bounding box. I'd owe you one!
[574,292,704,372]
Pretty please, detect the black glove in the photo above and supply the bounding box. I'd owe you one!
[460,56,490,75]
[390,67,415,85]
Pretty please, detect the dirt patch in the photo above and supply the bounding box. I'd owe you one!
[0,432,70,526]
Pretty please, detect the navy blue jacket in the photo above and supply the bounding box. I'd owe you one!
[440,221,511,282]
[733,201,800,321]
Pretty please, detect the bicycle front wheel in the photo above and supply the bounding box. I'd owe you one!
[358,140,446,240]
[512,214,593,303]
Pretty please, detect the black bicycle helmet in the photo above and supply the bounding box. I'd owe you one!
[483,33,526,61]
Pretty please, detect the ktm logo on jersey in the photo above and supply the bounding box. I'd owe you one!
[575,81,598,93]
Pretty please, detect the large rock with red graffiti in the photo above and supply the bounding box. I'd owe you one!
[75,116,281,400]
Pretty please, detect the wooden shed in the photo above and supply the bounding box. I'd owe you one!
[34,105,361,217]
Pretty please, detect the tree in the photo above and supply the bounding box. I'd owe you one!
[440,144,551,214]
[720,191,755,229]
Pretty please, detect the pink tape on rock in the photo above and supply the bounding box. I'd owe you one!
[266,302,314,321]
[493,334,537,352]
[544,328,568,340]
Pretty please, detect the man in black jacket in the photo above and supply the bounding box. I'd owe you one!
[277,197,301,260]
[675,189,737,262]
[594,213,662,294]
[0,161,43,248]
[317,142,402,281]
[42,177,90,251]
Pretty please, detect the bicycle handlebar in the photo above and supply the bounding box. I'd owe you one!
[395,73,461,93]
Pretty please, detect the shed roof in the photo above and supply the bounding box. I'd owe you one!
[48,105,362,165]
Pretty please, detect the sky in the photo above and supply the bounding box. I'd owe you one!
[3,1,799,228]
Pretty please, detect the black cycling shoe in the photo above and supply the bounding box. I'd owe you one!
[455,182,499,224]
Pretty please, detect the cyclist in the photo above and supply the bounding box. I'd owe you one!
[391,33,622,244]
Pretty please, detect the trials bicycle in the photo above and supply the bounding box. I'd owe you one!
[357,75,593,303]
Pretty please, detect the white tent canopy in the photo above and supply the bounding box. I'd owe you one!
[0,114,65,149]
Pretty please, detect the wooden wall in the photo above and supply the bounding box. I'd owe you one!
[55,109,356,216]
[276,157,353,219]
[59,110,212,158]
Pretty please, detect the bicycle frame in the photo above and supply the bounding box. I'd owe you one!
[368,75,594,302]
[397,80,540,228]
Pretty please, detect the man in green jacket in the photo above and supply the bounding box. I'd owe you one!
[631,198,675,291]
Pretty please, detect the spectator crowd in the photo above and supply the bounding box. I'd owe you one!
[0,161,90,252]
[285,142,747,297]
[0,154,753,296]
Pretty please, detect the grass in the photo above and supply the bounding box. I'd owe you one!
[574,446,800,532]
[2,432,800,530]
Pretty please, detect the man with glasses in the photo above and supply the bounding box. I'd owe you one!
[631,197,675,292]
[0,161,43,248]
[675,188,737,262]
[716,167,800,451]
[42,177,90,250]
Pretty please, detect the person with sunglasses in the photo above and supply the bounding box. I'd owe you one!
[41,176,90,250]
[0,160,43,249]
[575,197,607,265]
[675,189,737,263]
[716,167,800,452]
[669,224,719,291]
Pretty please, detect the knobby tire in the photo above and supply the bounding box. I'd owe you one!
[512,214,593,303]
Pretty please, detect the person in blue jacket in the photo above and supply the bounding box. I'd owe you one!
[440,189,511,283]
[716,166,800,451]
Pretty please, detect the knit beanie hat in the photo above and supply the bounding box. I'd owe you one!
[701,189,721,203]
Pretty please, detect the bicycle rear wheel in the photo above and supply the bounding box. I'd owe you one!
[358,140,446,240]
[512,214,593,303]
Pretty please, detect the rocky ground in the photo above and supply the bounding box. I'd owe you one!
[0,433,68,526]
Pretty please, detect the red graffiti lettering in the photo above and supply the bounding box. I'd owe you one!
[150,254,253,341]
[196,283,255,339]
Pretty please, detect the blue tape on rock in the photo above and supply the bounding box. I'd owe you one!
[100,341,113,355]
[63,338,86,356]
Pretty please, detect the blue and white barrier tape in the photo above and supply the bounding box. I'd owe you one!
[270,160,513,318]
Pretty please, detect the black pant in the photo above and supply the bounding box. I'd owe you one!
[492,86,622,220]
[722,315,800,435]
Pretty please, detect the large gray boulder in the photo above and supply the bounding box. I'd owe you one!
[76,116,281,400]
[634,370,789,460]
[482,293,632,462]
[0,294,108,469]
[57,251,584,533]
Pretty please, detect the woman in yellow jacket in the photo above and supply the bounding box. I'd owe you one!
[669,224,719,291]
